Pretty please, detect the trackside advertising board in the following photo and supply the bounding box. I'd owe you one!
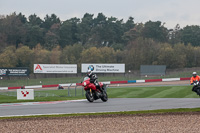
[34,64,77,73]
[81,64,125,73]
[17,89,34,100]
[0,68,29,76]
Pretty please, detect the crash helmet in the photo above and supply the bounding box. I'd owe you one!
[87,69,92,76]
[193,72,197,77]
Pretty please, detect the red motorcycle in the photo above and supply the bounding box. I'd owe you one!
[82,76,108,102]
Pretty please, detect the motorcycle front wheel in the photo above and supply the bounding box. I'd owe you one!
[196,88,200,96]
[86,90,94,102]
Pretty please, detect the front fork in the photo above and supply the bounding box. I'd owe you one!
[90,89,92,96]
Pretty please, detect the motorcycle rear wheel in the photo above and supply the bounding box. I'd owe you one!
[86,90,94,102]
[196,89,200,96]
[101,90,108,102]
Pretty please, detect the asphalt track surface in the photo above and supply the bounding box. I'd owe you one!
[1,98,200,117]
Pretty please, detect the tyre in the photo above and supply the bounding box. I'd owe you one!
[85,90,94,102]
[101,90,108,102]
[197,89,200,96]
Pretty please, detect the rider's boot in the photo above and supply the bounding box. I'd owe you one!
[95,88,102,98]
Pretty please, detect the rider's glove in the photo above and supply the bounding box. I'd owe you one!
[191,83,194,85]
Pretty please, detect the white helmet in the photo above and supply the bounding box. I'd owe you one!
[87,69,92,76]
[193,72,197,77]
[193,72,197,75]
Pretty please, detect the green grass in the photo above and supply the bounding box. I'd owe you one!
[0,85,198,104]
[107,85,198,98]
[0,77,83,87]
[0,85,199,119]
[0,89,85,103]
[0,95,85,104]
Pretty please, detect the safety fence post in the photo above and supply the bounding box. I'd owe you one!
[82,87,84,96]
[68,84,72,97]
[75,86,77,96]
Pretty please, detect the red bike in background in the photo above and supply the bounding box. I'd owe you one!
[82,76,108,102]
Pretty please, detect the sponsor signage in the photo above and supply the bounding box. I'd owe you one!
[81,64,125,73]
[34,64,77,74]
[17,89,34,100]
[0,68,29,76]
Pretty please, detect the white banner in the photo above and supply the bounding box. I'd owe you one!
[34,64,77,73]
[17,89,34,100]
[81,64,125,73]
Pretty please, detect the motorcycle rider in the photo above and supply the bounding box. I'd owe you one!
[190,72,200,85]
[87,69,100,89]
[86,66,102,97]
[190,72,200,94]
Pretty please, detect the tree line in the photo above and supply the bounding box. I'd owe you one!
[1,12,200,72]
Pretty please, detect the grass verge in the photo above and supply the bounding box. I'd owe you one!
[0,85,199,120]
[107,85,197,98]
[1,108,200,120]
[0,85,197,103]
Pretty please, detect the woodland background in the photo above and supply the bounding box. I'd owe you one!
[1,12,200,73]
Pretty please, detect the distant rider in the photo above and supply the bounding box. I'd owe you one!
[190,72,200,93]
[190,72,200,85]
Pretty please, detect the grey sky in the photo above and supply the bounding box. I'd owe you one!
[0,0,200,29]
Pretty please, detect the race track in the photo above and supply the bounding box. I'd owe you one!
[1,98,200,117]
[1,80,199,117]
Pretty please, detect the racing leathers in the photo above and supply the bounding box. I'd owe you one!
[190,75,200,85]
[86,72,101,91]
[190,75,200,93]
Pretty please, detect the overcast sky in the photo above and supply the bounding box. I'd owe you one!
[0,0,200,29]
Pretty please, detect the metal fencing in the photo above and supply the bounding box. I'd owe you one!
[140,65,166,76]
[0,86,85,98]
[1,67,199,87]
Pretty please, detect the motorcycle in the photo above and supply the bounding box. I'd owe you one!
[192,80,200,96]
[82,76,108,102]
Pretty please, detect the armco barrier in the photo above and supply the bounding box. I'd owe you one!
[136,80,145,83]
[145,79,162,82]
[8,86,21,89]
[110,80,128,84]
[25,85,42,89]
[128,80,136,83]
[162,78,180,82]
[42,84,58,88]
[0,87,8,90]
[76,83,82,86]
[180,77,191,80]
[1,77,190,90]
